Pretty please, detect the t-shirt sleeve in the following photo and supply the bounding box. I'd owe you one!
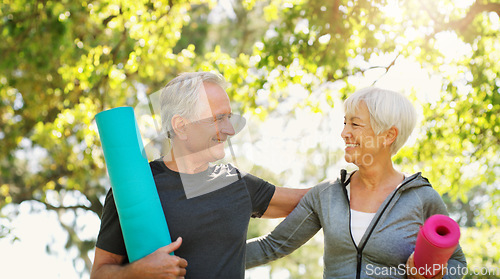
[95,189,127,257]
[242,173,276,218]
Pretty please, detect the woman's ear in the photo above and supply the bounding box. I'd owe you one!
[384,126,398,146]
[171,115,188,140]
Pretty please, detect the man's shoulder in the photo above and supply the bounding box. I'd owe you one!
[149,158,167,176]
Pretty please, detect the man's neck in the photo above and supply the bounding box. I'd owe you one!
[163,149,209,174]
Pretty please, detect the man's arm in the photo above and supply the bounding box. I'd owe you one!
[262,187,310,218]
[90,237,188,279]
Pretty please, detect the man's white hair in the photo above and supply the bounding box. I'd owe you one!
[160,72,227,138]
[344,87,417,155]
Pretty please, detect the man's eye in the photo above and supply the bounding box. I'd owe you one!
[216,114,232,122]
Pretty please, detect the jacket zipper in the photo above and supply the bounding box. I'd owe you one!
[341,170,419,279]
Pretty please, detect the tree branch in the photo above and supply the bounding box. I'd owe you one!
[41,201,92,212]
[102,15,117,27]
[421,1,500,35]
[372,53,400,85]
[326,53,400,83]
[451,2,500,32]
[56,210,94,273]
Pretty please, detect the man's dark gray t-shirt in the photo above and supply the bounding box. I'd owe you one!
[96,158,276,279]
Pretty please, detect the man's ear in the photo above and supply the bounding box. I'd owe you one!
[171,115,188,140]
[384,126,398,146]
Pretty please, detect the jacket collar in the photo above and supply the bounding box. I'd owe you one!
[340,169,432,192]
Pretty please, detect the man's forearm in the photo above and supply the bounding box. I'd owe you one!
[91,261,141,279]
[92,256,186,279]
[91,238,187,279]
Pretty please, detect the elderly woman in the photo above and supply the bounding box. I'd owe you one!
[246,87,467,279]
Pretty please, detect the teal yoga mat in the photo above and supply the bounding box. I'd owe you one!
[95,106,172,262]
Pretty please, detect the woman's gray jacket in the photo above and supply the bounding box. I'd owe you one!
[246,170,467,278]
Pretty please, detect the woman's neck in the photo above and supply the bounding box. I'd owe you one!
[354,160,402,191]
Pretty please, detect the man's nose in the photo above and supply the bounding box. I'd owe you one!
[220,118,235,135]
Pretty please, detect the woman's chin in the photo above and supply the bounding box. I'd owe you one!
[344,154,356,164]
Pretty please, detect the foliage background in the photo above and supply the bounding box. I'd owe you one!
[0,0,499,278]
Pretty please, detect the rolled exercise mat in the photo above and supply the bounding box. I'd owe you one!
[95,106,172,262]
[414,214,460,277]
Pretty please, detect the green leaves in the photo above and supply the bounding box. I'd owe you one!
[1,0,499,275]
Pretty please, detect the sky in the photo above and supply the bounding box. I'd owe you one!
[0,201,98,278]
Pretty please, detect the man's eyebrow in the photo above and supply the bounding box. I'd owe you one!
[211,112,231,119]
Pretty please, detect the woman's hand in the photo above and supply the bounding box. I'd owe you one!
[406,252,447,279]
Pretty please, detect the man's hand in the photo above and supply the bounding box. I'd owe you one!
[91,237,188,279]
[134,237,188,278]
[406,252,446,279]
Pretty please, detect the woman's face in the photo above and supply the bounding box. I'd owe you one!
[341,101,387,166]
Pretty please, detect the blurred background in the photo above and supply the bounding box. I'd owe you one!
[0,0,498,278]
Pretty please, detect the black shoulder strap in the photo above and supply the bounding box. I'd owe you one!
[340,169,353,187]
[341,169,347,186]
[235,166,242,180]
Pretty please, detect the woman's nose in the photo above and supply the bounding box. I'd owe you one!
[341,125,349,139]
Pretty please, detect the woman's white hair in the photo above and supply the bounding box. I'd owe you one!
[160,71,227,138]
[344,87,417,155]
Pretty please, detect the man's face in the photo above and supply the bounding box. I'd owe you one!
[184,82,235,163]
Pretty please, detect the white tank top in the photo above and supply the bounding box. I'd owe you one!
[347,184,376,246]
[346,175,406,246]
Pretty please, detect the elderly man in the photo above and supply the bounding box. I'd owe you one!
[91,72,309,278]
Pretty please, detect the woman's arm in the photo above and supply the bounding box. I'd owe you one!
[246,186,323,268]
[444,245,467,279]
[414,187,467,279]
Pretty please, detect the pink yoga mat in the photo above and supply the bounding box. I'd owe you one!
[414,214,460,277]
